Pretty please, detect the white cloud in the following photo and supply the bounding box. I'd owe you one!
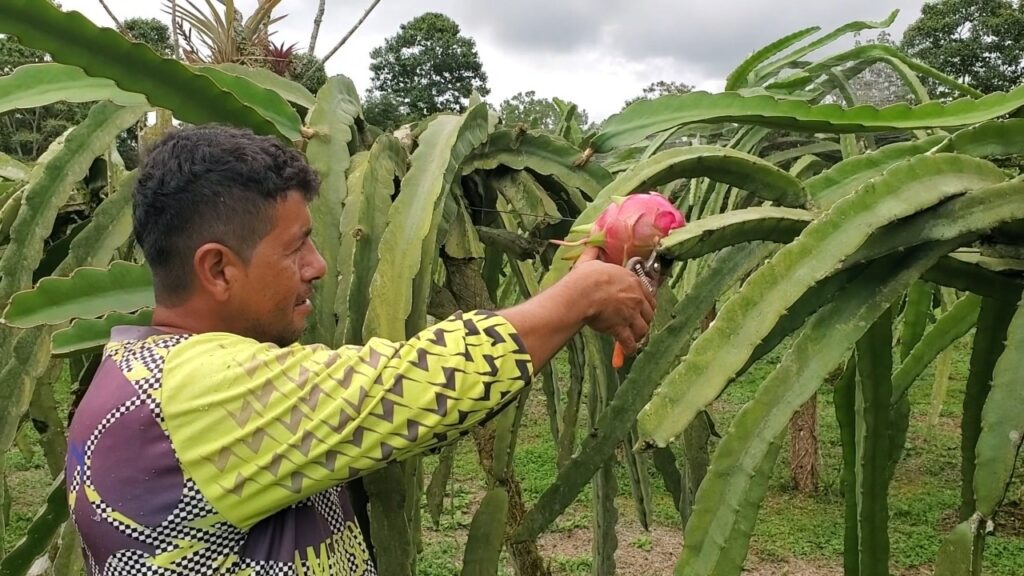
[55,0,927,121]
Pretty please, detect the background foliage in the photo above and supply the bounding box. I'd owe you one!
[1,2,1023,576]
[364,12,489,130]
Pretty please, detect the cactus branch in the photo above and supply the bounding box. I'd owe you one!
[475,226,548,261]
[444,257,551,576]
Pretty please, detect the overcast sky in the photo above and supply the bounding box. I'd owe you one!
[58,0,928,120]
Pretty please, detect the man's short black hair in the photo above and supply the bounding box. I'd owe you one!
[133,125,320,302]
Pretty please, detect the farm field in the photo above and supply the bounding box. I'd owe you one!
[392,336,1024,576]
[3,2,1024,576]
[9,336,1021,575]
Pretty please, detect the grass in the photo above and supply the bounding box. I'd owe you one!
[4,334,1023,575]
[3,366,73,554]
[718,332,1024,575]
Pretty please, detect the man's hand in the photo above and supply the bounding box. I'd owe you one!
[498,247,656,370]
[572,247,656,356]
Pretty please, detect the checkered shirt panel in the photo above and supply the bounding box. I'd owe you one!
[73,335,377,576]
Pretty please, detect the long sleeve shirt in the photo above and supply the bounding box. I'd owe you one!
[66,310,533,575]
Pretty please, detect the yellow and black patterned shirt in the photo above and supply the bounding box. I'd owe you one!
[66,310,533,575]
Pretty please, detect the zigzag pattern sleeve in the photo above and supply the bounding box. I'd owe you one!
[161,310,534,529]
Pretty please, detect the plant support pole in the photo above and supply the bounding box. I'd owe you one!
[321,0,383,64]
[308,0,326,54]
[96,0,124,33]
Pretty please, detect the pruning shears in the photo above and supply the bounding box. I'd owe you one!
[612,249,666,368]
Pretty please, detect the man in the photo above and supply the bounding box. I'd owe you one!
[66,125,654,575]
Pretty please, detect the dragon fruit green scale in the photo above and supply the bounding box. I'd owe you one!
[560,192,687,266]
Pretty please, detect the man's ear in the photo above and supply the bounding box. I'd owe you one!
[193,243,245,302]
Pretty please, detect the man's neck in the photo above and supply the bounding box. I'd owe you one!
[151,300,230,336]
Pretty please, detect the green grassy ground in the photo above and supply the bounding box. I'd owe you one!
[738,335,1024,576]
[3,367,73,557]
[415,333,1024,576]
[4,334,1023,575]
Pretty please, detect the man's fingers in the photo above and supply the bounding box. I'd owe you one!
[630,316,650,344]
[629,276,657,319]
[639,298,655,324]
[616,330,637,356]
[575,246,602,265]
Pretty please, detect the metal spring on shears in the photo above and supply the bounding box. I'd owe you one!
[628,259,658,294]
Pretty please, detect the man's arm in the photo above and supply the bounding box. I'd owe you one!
[161,253,653,529]
[501,247,656,368]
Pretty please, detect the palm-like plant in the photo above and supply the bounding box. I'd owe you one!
[165,0,284,66]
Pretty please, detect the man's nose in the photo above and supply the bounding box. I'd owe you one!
[305,244,328,281]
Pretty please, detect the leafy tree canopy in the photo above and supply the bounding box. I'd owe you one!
[365,12,489,130]
[0,34,87,161]
[0,32,43,75]
[498,91,590,132]
[123,17,173,57]
[623,80,694,108]
[901,0,1024,97]
[362,93,406,134]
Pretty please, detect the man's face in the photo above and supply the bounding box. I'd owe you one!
[231,190,327,346]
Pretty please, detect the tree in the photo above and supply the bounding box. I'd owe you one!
[365,12,488,129]
[624,80,694,108]
[498,91,589,132]
[0,32,41,76]
[848,31,914,106]
[123,17,173,57]
[499,91,559,131]
[901,0,1024,97]
[0,35,87,161]
[117,18,174,168]
[362,92,405,132]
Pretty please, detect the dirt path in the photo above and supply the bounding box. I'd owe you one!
[537,524,680,575]
[536,523,845,576]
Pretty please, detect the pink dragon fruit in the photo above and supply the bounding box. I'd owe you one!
[557,192,686,265]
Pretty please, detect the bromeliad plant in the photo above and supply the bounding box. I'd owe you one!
[1,2,1024,576]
